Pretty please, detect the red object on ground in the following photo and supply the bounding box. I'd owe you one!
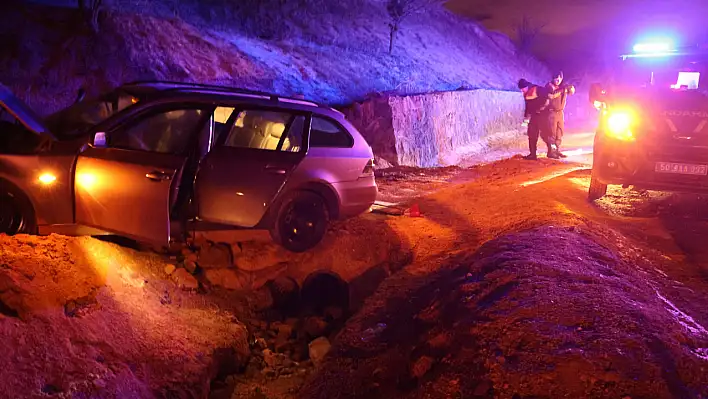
[409,203,421,217]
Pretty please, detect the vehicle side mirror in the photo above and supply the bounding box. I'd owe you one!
[93,132,107,148]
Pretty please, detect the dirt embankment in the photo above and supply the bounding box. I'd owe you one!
[300,223,708,398]
[0,234,249,398]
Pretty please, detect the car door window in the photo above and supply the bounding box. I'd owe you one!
[110,108,205,154]
[223,109,305,152]
[204,106,237,153]
[310,116,353,148]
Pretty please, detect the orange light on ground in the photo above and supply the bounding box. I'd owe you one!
[77,172,98,190]
[519,167,586,187]
[38,173,57,185]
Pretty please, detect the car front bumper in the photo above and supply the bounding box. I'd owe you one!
[593,133,708,193]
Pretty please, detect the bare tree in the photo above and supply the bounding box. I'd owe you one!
[387,0,445,54]
[77,0,103,33]
[515,15,545,52]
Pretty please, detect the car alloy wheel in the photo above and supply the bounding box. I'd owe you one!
[274,191,329,253]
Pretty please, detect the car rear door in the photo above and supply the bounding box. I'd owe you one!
[194,107,309,227]
[75,105,210,244]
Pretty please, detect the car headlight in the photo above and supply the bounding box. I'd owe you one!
[605,110,635,141]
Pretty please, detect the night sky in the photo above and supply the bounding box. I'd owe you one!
[448,0,708,69]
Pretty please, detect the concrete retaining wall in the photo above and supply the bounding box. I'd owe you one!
[343,89,526,168]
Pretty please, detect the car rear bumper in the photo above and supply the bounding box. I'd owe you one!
[333,177,378,219]
[594,136,708,193]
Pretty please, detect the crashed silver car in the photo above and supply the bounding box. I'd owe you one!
[0,82,378,252]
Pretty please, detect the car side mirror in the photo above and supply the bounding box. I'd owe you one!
[93,132,107,148]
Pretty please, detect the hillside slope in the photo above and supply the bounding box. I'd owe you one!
[0,0,547,113]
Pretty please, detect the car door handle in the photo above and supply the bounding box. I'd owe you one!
[145,171,172,181]
[264,165,287,175]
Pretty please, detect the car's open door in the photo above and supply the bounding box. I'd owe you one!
[194,108,308,227]
[74,146,187,245]
[72,105,210,245]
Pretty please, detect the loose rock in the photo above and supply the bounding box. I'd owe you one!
[205,269,244,290]
[308,337,331,367]
[303,316,328,338]
[198,242,233,268]
[274,322,295,351]
[427,332,450,350]
[164,264,176,275]
[411,355,435,379]
[171,268,199,290]
[184,259,199,274]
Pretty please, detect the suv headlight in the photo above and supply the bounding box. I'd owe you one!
[605,110,636,141]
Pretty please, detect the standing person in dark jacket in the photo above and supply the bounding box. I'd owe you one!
[545,71,576,158]
[518,78,552,160]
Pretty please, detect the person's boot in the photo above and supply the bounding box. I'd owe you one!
[557,147,568,158]
[547,144,560,159]
[523,153,538,160]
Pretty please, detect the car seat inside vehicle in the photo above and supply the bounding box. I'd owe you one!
[262,121,287,150]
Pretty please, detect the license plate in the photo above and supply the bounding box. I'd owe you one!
[655,162,708,175]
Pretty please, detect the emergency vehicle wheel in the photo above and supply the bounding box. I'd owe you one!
[588,173,607,201]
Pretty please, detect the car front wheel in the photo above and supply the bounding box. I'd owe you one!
[270,191,329,253]
[0,191,34,235]
[588,172,608,201]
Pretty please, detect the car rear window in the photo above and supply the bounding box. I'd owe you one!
[309,116,353,148]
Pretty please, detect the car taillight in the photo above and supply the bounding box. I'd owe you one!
[361,158,375,177]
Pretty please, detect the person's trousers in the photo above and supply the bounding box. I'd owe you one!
[548,110,565,151]
[527,114,552,156]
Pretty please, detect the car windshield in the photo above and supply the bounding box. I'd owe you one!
[45,89,139,139]
[618,53,708,90]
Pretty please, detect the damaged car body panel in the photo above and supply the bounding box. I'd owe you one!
[0,82,378,252]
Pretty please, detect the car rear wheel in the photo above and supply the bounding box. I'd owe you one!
[588,172,607,201]
[270,191,329,253]
[0,191,34,235]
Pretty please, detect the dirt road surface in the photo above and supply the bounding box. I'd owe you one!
[1,148,707,398]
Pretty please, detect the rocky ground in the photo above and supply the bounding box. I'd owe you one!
[1,155,708,398]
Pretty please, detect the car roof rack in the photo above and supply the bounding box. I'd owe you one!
[121,80,331,110]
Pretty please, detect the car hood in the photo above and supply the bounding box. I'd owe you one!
[0,84,53,138]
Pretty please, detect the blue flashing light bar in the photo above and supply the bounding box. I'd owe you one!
[622,40,679,60]
[622,51,679,59]
[633,42,673,53]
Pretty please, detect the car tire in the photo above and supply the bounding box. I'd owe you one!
[0,190,36,235]
[270,191,329,253]
[588,172,607,201]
